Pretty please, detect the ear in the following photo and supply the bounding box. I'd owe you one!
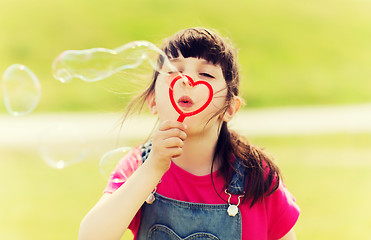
[222,96,241,122]
[146,93,157,115]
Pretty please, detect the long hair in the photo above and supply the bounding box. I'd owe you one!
[124,27,280,207]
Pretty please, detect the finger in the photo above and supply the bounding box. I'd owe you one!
[160,128,187,141]
[159,120,187,132]
[162,137,184,148]
[169,147,183,158]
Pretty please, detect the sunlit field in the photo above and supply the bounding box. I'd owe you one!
[1,0,370,239]
[1,133,370,240]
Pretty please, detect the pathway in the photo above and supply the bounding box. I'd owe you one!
[0,104,370,147]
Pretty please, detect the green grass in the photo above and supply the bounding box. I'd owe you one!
[1,133,370,239]
[1,0,371,114]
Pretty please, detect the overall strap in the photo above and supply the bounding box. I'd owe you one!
[227,157,248,195]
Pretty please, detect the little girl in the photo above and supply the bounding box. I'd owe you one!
[79,27,300,240]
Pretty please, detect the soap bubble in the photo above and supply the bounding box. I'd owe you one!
[52,41,177,83]
[51,40,214,121]
[99,147,141,182]
[2,64,41,116]
[39,122,88,169]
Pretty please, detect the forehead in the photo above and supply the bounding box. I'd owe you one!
[169,57,221,70]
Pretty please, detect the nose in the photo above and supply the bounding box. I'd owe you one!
[179,74,193,87]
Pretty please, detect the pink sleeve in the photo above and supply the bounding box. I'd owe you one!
[103,147,142,194]
[266,180,300,240]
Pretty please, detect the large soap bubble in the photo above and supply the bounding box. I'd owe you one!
[2,64,41,116]
[52,41,177,83]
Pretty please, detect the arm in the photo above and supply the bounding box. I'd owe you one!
[78,120,187,240]
[279,229,296,240]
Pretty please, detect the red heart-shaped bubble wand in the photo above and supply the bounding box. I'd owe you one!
[169,75,213,122]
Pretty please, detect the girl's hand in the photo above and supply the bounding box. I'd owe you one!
[146,120,187,174]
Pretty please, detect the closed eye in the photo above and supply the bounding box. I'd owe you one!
[200,73,215,79]
[167,71,183,75]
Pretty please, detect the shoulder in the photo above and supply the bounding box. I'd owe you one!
[238,179,300,239]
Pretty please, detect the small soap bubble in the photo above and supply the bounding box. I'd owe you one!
[99,147,133,181]
[39,122,88,169]
[2,64,41,116]
[52,41,177,83]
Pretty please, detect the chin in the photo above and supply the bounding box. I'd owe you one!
[184,117,219,134]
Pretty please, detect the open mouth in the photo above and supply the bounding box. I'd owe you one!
[177,96,194,109]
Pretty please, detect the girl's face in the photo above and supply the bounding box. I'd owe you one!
[150,56,229,135]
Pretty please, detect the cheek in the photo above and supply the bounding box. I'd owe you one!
[155,76,170,93]
[211,87,228,107]
[154,82,176,114]
[160,73,177,86]
[155,87,169,106]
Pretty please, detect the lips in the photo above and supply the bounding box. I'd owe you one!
[177,96,194,108]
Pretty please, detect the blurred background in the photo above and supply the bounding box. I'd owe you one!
[0,0,370,239]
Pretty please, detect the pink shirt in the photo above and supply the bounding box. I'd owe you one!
[104,147,300,240]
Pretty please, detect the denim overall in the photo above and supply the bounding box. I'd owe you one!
[137,142,248,240]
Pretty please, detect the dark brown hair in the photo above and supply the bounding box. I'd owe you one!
[124,27,280,207]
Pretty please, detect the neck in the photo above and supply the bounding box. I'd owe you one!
[172,128,220,176]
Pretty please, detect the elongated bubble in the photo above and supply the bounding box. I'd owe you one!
[99,147,141,182]
[52,41,177,83]
[2,64,41,116]
[39,122,88,169]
